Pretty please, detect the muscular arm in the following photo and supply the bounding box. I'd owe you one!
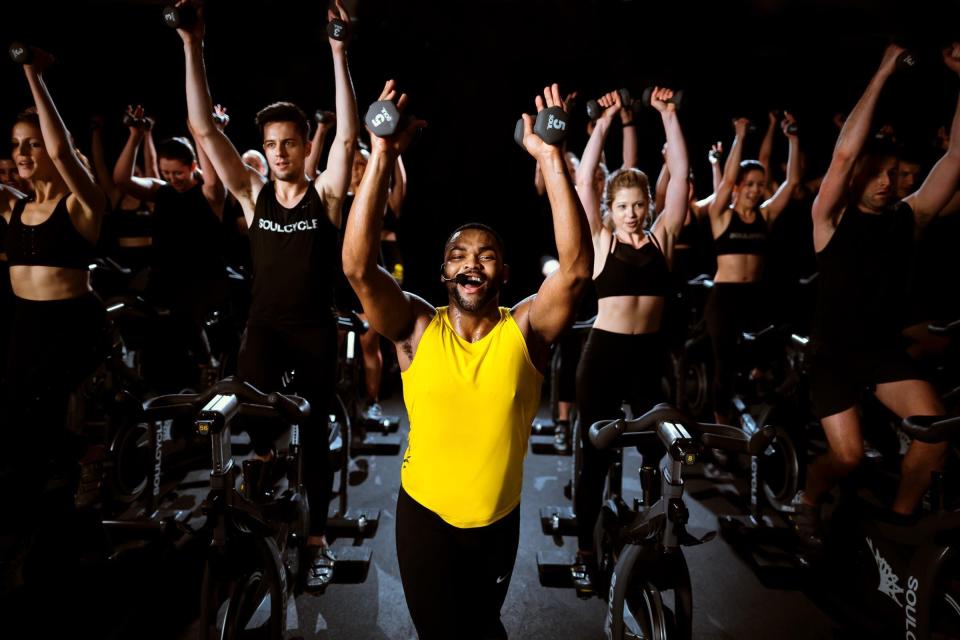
[654,151,668,214]
[304,117,330,179]
[90,122,120,208]
[182,36,263,226]
[143,126,160,179]
[758,112,776,193]
[315,15,358,229]
[192,126,226,219]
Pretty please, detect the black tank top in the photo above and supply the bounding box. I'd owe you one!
[813,201,915,347]
[248,182,339,326]
[594,232,670,299]
[5,194,95,269]
[714,210,767,255]
[151,183,223,280]
[111,200,153,238]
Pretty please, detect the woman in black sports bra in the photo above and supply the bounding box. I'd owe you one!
[569,87,690,595]
[0,48,108,590]
[704,115,800,424]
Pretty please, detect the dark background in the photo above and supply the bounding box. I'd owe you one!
[2,0,958,305]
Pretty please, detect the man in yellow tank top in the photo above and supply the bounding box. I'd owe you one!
[343,81,593,639]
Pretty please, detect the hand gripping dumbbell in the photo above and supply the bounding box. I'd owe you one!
[327,18,348,41]
[896,50,917,71]
[585,88,634,121]
[365,100,405,137]
[514,107,569,147]
[8,42,33,65]
[639,87,684,110]
[163,4,197,29]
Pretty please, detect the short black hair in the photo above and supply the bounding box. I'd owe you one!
[156,136,197,165]
[13,110,40,130]
[255,102,310,143]
[445,223,506,260]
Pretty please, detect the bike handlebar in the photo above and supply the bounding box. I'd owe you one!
[928,318,960,336]
[589,403,775,457]
[900,415,960,444]
[142,377,310,424]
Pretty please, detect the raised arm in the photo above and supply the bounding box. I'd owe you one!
[305,111,334,179]
[649,88,690,265]
[906,43,960,229]
[758,111,777,194]
[315,0,359,228]
[113,113,163,201]
[178,7,264,226]
[342,81,430,347]
[89,116,121,207]
[708,118,749,220]
[709,141,723,193]
[142,119,160,179]
[655,143,672,214]
[812,44,903,247]
[387,154,407,216]
[191,106,228,219]
[515,84,593,351]
[621,102,638,169]
[23,53,105,233]
[576,90,621,237]
[760,112,801,224]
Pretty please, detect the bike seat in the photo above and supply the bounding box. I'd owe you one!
[336,310,369,335]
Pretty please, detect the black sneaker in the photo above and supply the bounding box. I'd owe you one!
[304,545,335,592]
[790,492,824,553]
[570,551,596,599]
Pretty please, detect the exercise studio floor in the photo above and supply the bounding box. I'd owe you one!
[133,394,833,640]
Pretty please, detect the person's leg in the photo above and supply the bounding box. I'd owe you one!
[804,406,865,504]
[573,330,626,554]
[395,488,459,640]
[706,285,737,424]
[236,325,284,458]
[286,321,337,588]
[357,312,383,417]
[457,506,521,640]
[874,378,948,514]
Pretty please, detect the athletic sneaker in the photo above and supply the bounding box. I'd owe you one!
[305,544,336,592]
[363,402,384,422]
[553,420,570,454]
[790,491,824,552]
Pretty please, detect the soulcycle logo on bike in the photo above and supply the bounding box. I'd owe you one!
[866,537,921,639]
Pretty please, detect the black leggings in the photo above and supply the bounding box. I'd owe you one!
[704,282,764,419]
[237,321,336,537]
[396,488,519,640]
[574,328,666,550]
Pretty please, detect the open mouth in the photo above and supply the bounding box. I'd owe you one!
[456,274,485,293]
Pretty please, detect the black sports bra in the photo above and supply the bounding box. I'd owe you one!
[5,195,95,270]
[714,210,767,256]
[594,232,670,299]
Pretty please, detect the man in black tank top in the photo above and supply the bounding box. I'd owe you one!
[795,43,960,547]
[177,1,358,590]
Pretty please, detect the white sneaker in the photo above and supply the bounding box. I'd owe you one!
[364,402,383,422]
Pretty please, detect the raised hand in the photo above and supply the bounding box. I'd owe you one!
[596,90,622,121]
[368,80,427,157]
[781,111,798,138]
[520,83,567,160]
[328,0,351,52]
[732,117,751,137]
[878,42,906,76]
[709,141,723,165]
[213,104,230,130]
[174,0,205,44]
[648,87,676,114]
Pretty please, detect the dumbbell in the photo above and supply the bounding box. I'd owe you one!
[212,112,228,127]
[585,89,635,121]
[8,42,32,65]
[513,107,569,147]
[365,100,404,137]
[896,50,917,71]
[162,4,197,29]
[785,122,798,135]
[327,18,348,41]
[639,87,684,110]
[315,110,335,125]
[123,113,146,129]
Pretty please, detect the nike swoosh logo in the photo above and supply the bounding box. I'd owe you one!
[496,574,509,584]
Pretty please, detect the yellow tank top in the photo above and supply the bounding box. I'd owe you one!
[400,306,543,528]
